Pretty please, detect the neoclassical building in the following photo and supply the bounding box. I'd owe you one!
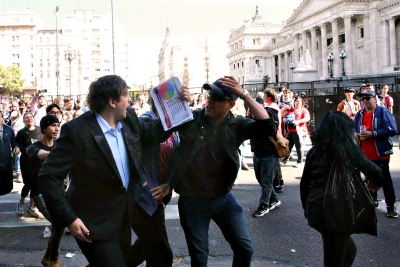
[227,0,400,84]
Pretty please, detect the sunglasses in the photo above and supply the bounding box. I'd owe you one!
[207,92,229,102]
[362,97,372,101]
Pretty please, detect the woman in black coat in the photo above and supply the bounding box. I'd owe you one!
[300,111,384,267]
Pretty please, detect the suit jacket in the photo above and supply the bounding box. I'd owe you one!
[38,109,168,241]
[0,124,19,170]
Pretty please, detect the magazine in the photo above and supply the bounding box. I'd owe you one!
[150,77,193,131]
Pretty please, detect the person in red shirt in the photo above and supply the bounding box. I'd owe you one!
[354,89,398,218]
[281,97,310,167]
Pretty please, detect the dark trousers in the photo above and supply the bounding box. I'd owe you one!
[283,131,303,163]
[318,230,357,267]
[33,196,65,261]
[130,202,173,267]
[0,168,13,196]
[75,212,132,267]
[369,159,396,206]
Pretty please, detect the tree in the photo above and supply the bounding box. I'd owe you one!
[0,65,25,96]
[262,75,270,85]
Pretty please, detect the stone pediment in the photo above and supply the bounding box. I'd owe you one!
[286,0,342,25]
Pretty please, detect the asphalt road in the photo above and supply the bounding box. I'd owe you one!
[0,137,399,267]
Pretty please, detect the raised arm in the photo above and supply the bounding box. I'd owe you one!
[219,76,269,120]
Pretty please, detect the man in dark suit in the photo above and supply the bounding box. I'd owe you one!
[38,75,188,266]
[0,115,20,196]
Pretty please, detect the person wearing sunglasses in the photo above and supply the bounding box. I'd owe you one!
[354,89,398,218]
[166,76,276,267]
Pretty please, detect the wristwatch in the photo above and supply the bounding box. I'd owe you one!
[240,89,249,100]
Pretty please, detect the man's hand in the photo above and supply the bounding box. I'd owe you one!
[150,184,170,200]
[13,147,20,155]
[219,76,243,97]
[68,218,92,243]
[359,130,373,141]
[178,86,191,102]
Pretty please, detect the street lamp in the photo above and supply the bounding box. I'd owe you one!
[289,62,295,82]
[327,53,334,78]
[339,50,346,76]
[65,49,76,98]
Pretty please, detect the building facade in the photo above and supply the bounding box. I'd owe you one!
[1,9,130,99]
[228,0,400,84]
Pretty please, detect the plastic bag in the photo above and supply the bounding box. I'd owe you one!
[323,158,377,236]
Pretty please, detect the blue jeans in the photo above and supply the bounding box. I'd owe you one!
[253,154,278,206]
[14,153,21,174]
[178,192,254,267]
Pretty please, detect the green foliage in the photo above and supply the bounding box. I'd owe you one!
[0,65,25,96]
[262,75,270,85]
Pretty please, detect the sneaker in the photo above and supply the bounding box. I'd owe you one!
[294,162,303,168]
[13,173,22,183]
[28,205,45,219]
[373,200,379,208]
[269,200,281,210]
[252,205,269,217]
[274,185,283,193]
[43,226,51,238]
[17,202,25,215]
[387,206,398,218]
[41,257,60,267]
[281,160,288,166]
[241,163,250,171]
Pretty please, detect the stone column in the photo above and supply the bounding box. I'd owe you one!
[331,18,340,77]
[277,54,282,82]
[389,17,397,66]
[302,31,308,56]
[363,15,371,73]
[381,20,389,68]
[321,23,328,78]
[285,51,289,81]
[311,27,318,69]
[344,15,353,75]
[294,34,299,65]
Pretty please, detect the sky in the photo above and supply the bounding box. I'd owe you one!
[1,0,303,84]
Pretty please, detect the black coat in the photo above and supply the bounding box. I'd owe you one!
[38,109,168,241]
[300,145,383,231]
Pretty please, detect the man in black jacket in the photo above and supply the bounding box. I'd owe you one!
[162,76,276,267]
[38,75,189,266]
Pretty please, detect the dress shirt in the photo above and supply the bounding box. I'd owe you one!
[96,113,130,189]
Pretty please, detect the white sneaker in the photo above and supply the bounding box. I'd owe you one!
[28,205,45,219]
[17,202,25,215]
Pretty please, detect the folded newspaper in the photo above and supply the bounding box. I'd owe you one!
[150,77,193,131]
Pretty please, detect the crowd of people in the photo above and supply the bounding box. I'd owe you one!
[0,76,398,267]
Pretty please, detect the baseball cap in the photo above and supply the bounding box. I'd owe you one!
[359,89,376,97]
[202,80,238,101]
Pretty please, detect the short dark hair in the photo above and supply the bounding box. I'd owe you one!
[46,103,61,114]
[86,75,129,113]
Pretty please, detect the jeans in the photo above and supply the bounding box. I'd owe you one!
[14,152,21,174]
[178,192,253,267]
[283,131,303,163]
[253,153,278,206]
[369,159,396,206]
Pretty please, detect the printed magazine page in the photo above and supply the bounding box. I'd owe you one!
[150,77,194,131]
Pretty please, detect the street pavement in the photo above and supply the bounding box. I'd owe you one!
[0,137,399,266]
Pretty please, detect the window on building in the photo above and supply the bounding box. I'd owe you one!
[359,27,364,38]
[47,59,50,66]
[272,39,276,44]
[238,77,240,83]
[40,59,43,67]
[84,77,89,80]
[242,61,244,67]
[31,72,34,77]
[339,34,345,44]
[95,68,100,72]
[31,63,33,67]
[327,37,333,47]
[47,70,50,78]
[237,63,239,69]
[31,54,33,59]
[233,63,235,70]
[47,37,50,43]
[253,39,256,45]
[255,60,259,66]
